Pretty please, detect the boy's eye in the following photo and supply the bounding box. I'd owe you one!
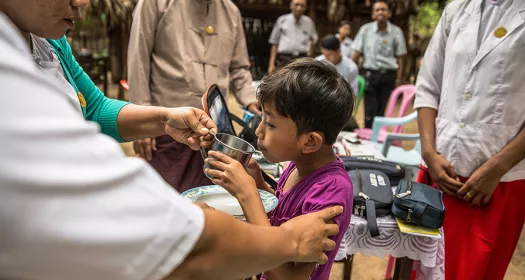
[265,121,275,129]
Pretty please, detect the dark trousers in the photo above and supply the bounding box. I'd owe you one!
[149,135,212,193]
[363,69,397,128]
[276,52,307,69]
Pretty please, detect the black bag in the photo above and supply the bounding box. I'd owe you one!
[349,169,394,237]
[392,179,445,229]
[238,113,262,148]
[342,156,405,186]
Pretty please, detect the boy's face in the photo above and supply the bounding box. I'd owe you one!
[255,102,304,163]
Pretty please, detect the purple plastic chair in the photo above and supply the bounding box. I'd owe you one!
[355,84,416,143]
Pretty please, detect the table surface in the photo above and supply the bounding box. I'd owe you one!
[334,133,445,280]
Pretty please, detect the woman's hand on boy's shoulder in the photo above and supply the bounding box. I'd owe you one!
[205,151,259,199]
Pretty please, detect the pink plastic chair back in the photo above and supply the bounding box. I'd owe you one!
[382,84,416,134]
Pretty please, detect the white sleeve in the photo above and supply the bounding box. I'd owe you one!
[414,5,452,110]
[0,17,203,280]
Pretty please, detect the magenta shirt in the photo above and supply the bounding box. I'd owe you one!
[261,159,353,280]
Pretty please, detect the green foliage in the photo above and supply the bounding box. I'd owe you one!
[409,1,444,38]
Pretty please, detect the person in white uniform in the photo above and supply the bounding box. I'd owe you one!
[336,20,354,59]
[0,10,344,280]
[316,34,358,95]
[415,0,525,279]
[267,0,318,73]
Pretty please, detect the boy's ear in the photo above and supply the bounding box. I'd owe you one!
[301,132,324,154]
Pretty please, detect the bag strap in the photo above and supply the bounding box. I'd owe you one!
[366,199,380,237]
[413,202,427,219]
[404,165,432,185]
[355,169,363,193]
[229,113,258,139]
[261,170,278,190]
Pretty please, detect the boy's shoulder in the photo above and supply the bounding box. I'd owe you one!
[304,160,353,197]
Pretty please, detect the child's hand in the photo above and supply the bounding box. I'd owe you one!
[194,202,215,210]
[246,159,267,190]
[205,151,259,199]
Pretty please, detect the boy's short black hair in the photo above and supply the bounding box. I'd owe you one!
[320,35,340,51]
[339,20,351,28]
[257,58,354,145]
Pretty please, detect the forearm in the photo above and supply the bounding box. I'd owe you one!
[117,104,168,141]
[487,128,525,175]
[237,189,272,226]
[397,56,405,81]
[169,209,296,280]
[351,51,360,63]
[417,107,438,161]
[269,45,278,67]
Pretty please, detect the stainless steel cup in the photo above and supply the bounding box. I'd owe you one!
[200,132,256,179]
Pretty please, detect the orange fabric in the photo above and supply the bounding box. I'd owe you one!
[417,166,525,280]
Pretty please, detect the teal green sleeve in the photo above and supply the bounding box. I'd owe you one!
[59,38,129,142]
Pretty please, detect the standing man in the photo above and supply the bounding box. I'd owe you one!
[267,0,318,73]
[128,0,261,192]
[336,20,354,59]
[415,1,525,279]
[316,35,358,95]
[351,0,407,128]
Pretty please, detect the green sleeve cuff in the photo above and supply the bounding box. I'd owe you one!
[96,100,130,143]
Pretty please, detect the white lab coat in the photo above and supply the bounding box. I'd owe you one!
[0,14,204,280]
[414,0,525,181]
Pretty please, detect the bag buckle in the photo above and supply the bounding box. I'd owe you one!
[359,192,370,200]
[396,191,411,198]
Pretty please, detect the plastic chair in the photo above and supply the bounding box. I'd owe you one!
[355,84,416,143]
[353,75,366,117]
[370,111,421,166]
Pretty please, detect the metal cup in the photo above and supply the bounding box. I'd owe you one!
[200,132,256,179]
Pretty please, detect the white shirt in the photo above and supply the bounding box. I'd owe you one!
[414,0,525,181]
[0,14,204,280]
[352,21,407,70]
[269,13,318,54]
[340,37,354,59]
[31,34,82,113]
[316,54,359,95]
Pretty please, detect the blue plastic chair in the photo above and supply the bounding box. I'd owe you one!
[370,111,421,166]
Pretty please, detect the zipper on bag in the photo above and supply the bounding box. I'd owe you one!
[396,180,413,198]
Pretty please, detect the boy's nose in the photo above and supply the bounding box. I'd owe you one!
[255,121,264,139]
